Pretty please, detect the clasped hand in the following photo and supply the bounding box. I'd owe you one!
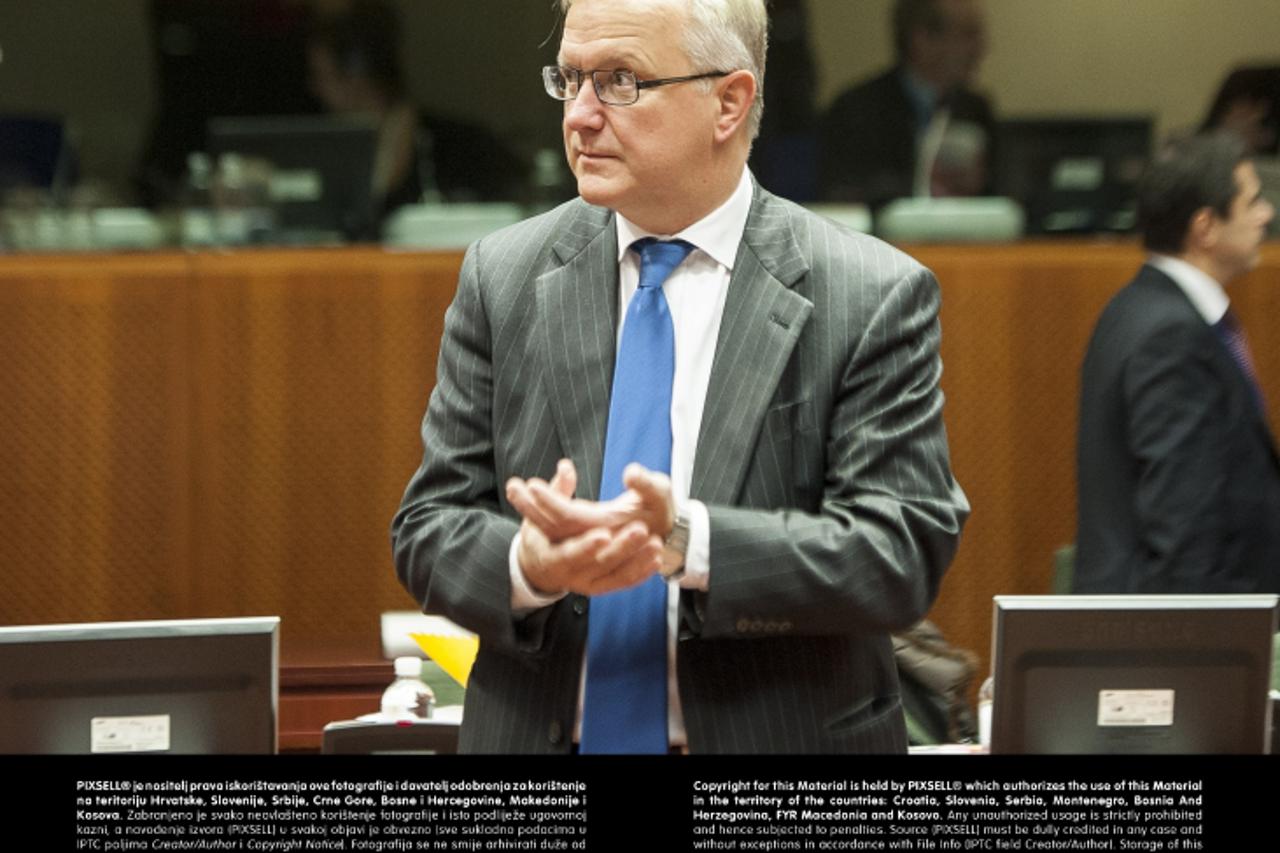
[506,459,674,597]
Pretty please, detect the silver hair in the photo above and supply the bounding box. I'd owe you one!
[557,0,768,139]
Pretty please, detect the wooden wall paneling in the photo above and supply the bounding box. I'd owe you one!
[7,242,1280,706]
[185,249,460,656]
[0,253,194,626]
[914,242,1142,673]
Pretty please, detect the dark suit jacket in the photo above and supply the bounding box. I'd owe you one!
[391,182,969,753]
[1075,264,1280,594]
[819,67,995,208]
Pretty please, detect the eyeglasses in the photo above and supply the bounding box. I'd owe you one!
[542,65,729,106]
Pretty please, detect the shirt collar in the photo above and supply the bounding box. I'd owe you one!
[615,166,753,271]
[1147,254,1230,325]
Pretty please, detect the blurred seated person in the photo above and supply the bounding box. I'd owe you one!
[746,0,821,202]
[1200,65,1280,235]
[1200,65,1280,156]
[133,0,316,208]
[306,0,527,222]
[819,0,994,209]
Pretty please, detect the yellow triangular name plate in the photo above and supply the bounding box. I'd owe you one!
[410,630,480,687]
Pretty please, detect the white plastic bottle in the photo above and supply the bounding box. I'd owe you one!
[380,656,435,720]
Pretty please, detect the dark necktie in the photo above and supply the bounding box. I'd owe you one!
[579,237,694,754]
[1214,309,1267,414]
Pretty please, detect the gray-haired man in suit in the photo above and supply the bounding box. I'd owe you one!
[392,0,968,754]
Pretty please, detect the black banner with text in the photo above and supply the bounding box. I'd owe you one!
[6,754,1272,851]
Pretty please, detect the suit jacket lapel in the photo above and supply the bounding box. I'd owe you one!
[691,187,813,505]
[535,203,618,500]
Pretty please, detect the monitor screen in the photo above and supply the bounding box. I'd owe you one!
[0,617,279,754]
[994,116,1152,235]
[0,114,73,194]
[207,114,378,242]
[989,595,1276,754]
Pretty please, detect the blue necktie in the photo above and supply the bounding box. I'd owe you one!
[579,237,694,754]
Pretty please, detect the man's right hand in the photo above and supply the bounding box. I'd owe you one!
[512,458,665,597]
[517,516,664,597]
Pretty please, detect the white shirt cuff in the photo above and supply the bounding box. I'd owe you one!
[509,531,568,612]
[677,498,710,591]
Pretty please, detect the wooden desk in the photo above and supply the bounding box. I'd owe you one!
[4,241,1280,686]
[279,648,391,753]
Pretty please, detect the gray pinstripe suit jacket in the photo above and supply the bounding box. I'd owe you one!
[391,181,969,753]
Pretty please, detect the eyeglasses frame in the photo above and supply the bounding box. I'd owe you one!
[542,65,731,106]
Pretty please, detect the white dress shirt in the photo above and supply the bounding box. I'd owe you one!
[1147,253,1229,325]
[508,166,755,746]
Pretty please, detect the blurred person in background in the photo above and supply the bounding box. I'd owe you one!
[306,0,528,223]
[1199,64,1280,236]
[1075,132,1279,595]
[746,0,821,201]
[819,0,994,209]
[1200,65,1280,157]
[134,0,314,207]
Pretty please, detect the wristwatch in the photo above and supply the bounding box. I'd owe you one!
[660,508,691,580]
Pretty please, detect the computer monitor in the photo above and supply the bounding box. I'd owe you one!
[0,616,279,754]
[994,116,1152,234]
[0,114,74,195]
[207,114,378,242]
[989,595,1276,754]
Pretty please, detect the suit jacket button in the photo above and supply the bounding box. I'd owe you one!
[572,597,587,616]
[548,721,564,745]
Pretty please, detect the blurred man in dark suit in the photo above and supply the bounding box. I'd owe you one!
[1075,133,1279,594]
[819,0,994,208]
